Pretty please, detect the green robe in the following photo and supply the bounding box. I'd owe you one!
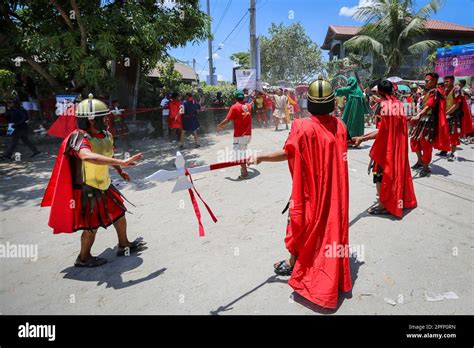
[335,76,370,138]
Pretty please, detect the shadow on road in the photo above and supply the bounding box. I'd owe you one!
[224,167,261,182]
[349,204,415,226]
[60,247,166,290]
[209,275,287,315]
[209,256,364,315]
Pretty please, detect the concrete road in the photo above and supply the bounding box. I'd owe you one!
[0,125,472,315]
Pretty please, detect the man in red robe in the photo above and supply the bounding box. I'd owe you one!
[443,76,472,161]
[352,80,417,217]
[409,73,450,177]
[167,92,184,147]
[41,94,146,267]
[248,78,352,309]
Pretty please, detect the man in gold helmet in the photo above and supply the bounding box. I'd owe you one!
[41,94,146,267]
[247,78,352,309]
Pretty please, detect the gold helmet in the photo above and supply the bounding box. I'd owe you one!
[307,78,335,115]
[75,93,110,119]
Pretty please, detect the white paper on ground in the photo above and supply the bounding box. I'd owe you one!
[384,297,397,306]
[424,291,445,302]
[442,292,459,300]
[424,291,459,301]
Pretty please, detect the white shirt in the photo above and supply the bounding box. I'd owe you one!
[161,97,170,116]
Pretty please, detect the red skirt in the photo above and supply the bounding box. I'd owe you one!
[72,184,128,232]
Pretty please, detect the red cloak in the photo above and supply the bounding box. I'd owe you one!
[47,106,77,138]
[284,115,352,309]
[460,94,473,136]
[41,131,76,233]
[370,98,417,218]
[433,88,450,151]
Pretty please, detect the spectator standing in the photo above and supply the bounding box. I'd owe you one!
[1,99,41,161]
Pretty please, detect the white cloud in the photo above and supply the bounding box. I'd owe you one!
[339,0,374,18]
[212,53,220,60]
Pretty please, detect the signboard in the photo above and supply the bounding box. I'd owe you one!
[235,69,257,91]
[436,43,474,77]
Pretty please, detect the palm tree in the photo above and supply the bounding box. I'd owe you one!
[344,0,441,76]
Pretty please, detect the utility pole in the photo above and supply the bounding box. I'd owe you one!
[249,0,256,69]
[207,0,215,85]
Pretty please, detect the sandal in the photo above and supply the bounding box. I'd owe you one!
[411,162,423,169]
[419,168,431,177]
[367,206,389,215]
[74,256,107,268]
[274,260,293,276]
[117,237,147,256]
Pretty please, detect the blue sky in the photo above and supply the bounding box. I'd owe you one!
[168,0,474,81]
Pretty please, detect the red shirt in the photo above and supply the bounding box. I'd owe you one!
[168,99,183,129]
[226,101,252,137]
[263,95,273,109]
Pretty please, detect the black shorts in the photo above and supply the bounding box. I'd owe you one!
[373,165,383,184]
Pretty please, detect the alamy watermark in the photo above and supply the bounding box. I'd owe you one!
[0,242,38,262]
[324,242,365,262]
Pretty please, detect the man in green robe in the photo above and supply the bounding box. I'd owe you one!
[335,76,370,139]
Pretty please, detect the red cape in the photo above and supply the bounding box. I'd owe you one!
[460,94,473,136]
[41,131,76,233]
[47,106,77,138]
[434,88,450,151]
[284,115,352,308]
[370,98,417,218]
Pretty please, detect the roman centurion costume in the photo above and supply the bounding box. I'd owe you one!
[409,84,450,165]
[444,79,472,148]
[275,78,352,309]
[41,95,131,234]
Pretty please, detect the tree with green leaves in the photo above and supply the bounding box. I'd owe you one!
[158,58,183,92]
[326,53,372,81]
[343,0,441,76]
[260,22,324,84]
[0,0,209,103]
[230,51,250,69]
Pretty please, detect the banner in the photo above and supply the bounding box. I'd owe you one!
[235,69,257,91]
[454,43,474,77]
[436,43,474,77]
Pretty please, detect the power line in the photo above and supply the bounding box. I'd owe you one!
[191,4,249,68]
[230,13,249,43]
[220,9,250,47]
[212,0,232,35]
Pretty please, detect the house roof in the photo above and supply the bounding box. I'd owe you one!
[322,19,474,50]
[425,19,474,32]
[148,62,198,81]
[329,25,360,36]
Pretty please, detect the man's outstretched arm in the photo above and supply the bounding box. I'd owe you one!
[248,149,287,165]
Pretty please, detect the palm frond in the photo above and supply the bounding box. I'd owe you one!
[407,40,440,55]
[416,0,442,18]
[344,35,384,56]
[352,0,387,23]
[399,17,427,43]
